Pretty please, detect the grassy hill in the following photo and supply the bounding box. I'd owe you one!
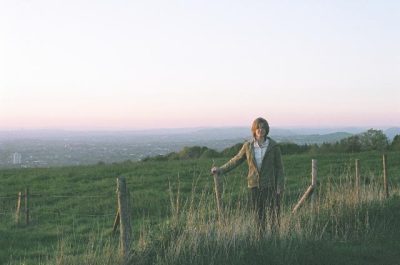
[1,151,400,264]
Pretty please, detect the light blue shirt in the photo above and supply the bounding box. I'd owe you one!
[253,138,269,170]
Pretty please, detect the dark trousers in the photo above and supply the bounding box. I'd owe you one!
[249,187,280,231]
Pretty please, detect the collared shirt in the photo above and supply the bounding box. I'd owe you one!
[253,138,269,170]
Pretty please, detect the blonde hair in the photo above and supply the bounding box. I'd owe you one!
[251,117,269,138]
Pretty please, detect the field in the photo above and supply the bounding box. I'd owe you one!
[1,151,400,264]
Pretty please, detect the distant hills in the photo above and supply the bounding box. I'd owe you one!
[273,132,353,145]
[385,127,400,141]
[170,126,400,144]
[0,126,399,168]
[1,126,399,143]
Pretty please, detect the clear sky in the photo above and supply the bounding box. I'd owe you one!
[1,0,399,130]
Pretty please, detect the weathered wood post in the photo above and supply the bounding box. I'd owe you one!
[116,177,131,262]
[112,211,120,234]
[383,154,389,198]
[355,159,360,200]
[310,159,317,210]
[213,173,222,222]
[292,159,317,213]
[311,159,317,188]
[15,191,22,224]
[25,188,29,225]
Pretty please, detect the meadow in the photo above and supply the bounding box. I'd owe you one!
[1,150,400,264]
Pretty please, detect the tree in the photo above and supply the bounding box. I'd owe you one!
[221,143,243,157]
[178,146,204,159]
[390,135,400,151]
[280,142,310,155]
[339,135,361,153]
[200,148,220,158]
[359,129,389,151]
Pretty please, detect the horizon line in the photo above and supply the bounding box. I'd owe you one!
[0,124,398,132]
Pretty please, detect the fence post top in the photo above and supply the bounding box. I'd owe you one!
[117,176,127,185]
[116,177,128,193]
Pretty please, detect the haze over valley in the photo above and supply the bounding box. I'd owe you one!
[1,126,398,168]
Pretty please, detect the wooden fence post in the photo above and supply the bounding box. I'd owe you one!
[292,159,317,213]
[112,211,120,234]
[383,154,389,198]
[116,177,131,262]
[213,173,222,222]
[15,191,22,224]
[355,159,360,200]
[311,159,318,212]
[25,188,29,225]
[311,159,317,187]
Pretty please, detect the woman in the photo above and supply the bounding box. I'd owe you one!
[211,117,284,230]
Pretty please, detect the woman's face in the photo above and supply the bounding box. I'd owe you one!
[255,123,267,140]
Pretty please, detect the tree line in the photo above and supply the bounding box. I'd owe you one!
[142,129,400,161]
[299,129,399,154]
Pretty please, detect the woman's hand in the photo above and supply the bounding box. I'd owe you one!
[211,166,220,175]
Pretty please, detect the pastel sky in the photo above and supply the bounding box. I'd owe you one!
[1,0,399,130]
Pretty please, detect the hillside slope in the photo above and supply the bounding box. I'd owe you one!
[0,151,399,264]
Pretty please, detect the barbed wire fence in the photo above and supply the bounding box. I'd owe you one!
[1,155,396,223]
[0,176,134,258]
[0,190,121,226]
[0,154,397,260]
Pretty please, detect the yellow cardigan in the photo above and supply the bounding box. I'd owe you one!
[220,137,284,192]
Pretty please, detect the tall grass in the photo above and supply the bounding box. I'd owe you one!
[44,171,399,265]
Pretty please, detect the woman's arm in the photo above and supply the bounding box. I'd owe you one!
[219,142,248,174]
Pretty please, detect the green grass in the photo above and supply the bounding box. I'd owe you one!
[0,151,400,264]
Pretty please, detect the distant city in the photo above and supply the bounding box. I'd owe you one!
[0,127,399,168]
